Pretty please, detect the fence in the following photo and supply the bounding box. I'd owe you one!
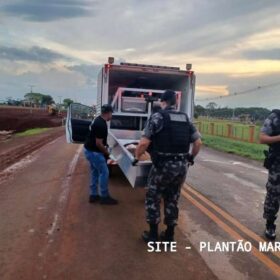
[195,121,261,143]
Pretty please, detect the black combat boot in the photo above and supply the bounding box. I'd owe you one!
[142,224,158,243]
[265,220,276,240]
[89,195,100,203]
[160,225,175,242]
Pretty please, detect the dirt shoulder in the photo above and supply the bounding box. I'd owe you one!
[0,106,63,132]
[0,127,64,171]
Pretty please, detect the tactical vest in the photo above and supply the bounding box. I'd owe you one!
[270,109,280,155]
[149,109,191,162]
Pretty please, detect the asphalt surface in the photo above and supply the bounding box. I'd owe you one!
[0,137,279,280]
[183,147,279,279]
[0,136,215,280]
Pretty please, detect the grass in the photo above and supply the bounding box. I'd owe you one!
[16,128,50,137]
[202,134,267,161]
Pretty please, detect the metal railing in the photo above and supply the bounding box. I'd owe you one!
[195,121,261,143]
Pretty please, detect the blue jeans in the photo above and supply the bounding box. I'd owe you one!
[84,148,109,197]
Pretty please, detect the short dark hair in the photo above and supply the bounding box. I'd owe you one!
[160,90,176,106]
[101,104,113,113]
[152,104,161,114]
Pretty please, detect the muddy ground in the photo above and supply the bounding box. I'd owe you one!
[0,106,63,132]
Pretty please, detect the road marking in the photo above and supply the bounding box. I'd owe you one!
[224,173,264,191]
[232,161,268,174]
[181,188,280,277]
[59,145,83,204]
[201,159,268,174]
[47,214,59,235]
[185,184,280,255]
[44,145,82,243]
[52,145,83,220]
[202,159,228,164]
[35,144,82,272]
[184,184,280,259]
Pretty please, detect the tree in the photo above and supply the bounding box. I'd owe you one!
[24,92,54,106]
[205,102,218,117]
[63,98,74,107]
[24,92,42,105]
[206,102,218,110]
[41,95,54,105]
[194,105,206,117]
[195,105,270,121]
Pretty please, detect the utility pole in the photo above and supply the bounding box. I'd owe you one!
[58,96,62,105]
[58,96,62,113]
[29,85,35,93]
[28,85,35,110]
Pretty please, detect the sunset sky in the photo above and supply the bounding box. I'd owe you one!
[0,0,279,108]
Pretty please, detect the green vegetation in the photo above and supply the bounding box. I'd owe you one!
[16,128,50,137]
[24,92,54,105]
[202,134,267,161]
[194,104,270,122]
[63,98,74,107]
[197,119,261,143]
[5,93,74,108]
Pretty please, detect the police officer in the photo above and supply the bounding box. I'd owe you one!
[135,90,202,242]
[260,109,280,240]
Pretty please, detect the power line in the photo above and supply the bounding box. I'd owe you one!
[195,82,280,102]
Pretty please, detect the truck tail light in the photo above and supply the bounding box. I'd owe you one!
[105,64,111,74]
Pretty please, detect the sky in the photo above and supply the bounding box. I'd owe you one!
[0,0,279,108]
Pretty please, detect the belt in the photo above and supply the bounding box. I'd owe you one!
[155,154,188,161]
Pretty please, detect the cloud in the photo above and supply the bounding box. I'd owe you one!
[196,85,229,96]
[195,72,280,109]
[0,46,68,63]
[242,49,280,60]
[66,64,101,85]
[0,67,97,104]
[1,0,95,22]
[0,0,280,109]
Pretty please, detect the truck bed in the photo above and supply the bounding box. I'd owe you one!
[108,129,152,187]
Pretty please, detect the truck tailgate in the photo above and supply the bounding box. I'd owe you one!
[108,130,152,187]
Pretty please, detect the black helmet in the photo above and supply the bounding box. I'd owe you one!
[101,104,114,113]
[160,90,176,105]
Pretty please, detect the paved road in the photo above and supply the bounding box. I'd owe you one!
[0,137,279,280]
[0,137,215,280]
[182,147,279,279]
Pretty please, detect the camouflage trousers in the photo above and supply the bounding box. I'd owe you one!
[145,160,187,226]
[263,157,280,221]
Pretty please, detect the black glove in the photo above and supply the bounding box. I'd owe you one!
[186,154,194,166]
[132,158,139,166]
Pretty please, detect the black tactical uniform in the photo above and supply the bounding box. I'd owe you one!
[262,109,280,239]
